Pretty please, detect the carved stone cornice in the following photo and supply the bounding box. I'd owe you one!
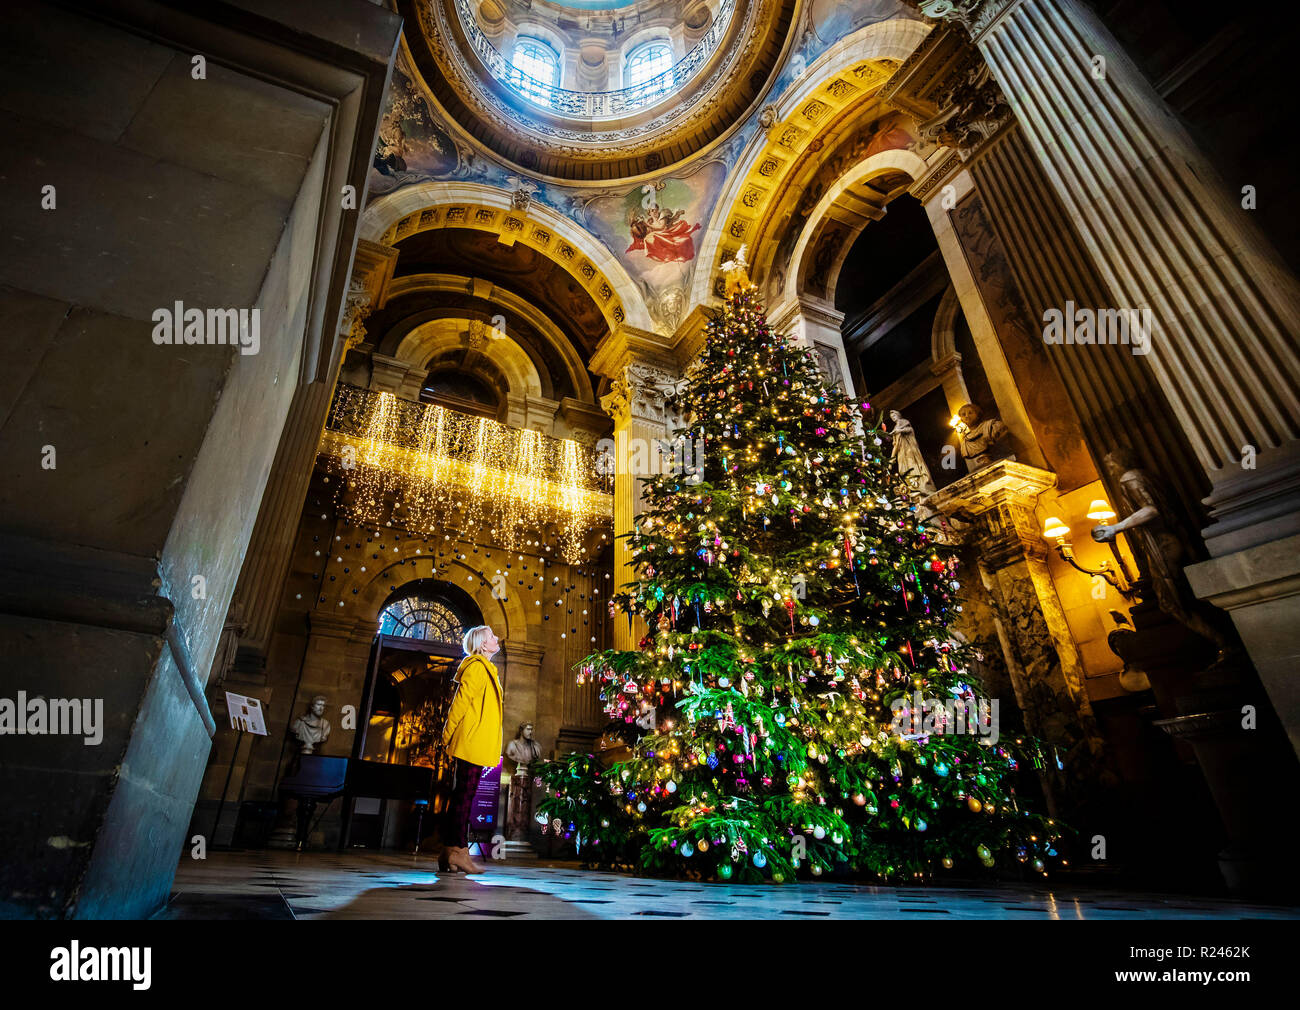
[927,460,1057,570]
[910,149,965,202]
[558,397,612,446]
[882,21,1011,161]
[769,294,846,333]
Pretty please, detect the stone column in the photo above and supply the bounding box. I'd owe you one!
[919,0,1300,526]
[929,460,1110,816]
[965,124,1211,531]
[918,0,1300,760]
[768,295,855,396]
[590,326,692,650]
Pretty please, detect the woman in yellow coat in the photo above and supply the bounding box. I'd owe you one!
[439,625,503,873]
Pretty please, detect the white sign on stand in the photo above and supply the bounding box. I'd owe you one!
[225,692,268,735]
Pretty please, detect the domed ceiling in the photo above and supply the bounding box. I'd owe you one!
[399,0,798,179]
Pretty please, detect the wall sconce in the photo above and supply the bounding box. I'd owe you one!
[1086,499,1116,522]
[1042,509,1136,600]
[949,413,969,437]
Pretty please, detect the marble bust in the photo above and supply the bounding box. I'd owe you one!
[506,722,542,777]
[956,402,1010,470]
[291,695,331,754]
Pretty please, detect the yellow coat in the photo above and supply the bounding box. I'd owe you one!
[442,654,503,768]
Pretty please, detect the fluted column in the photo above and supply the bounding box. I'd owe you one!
[969,124,1209,523]
[922,0,1300,555]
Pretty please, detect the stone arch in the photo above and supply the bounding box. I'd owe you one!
[780,148,931,308]
[691,15,931,306]
[383,273,597,404]
[394,316,546,400]
[360,181,654,332]
[345,545,530,645]
[931,282,961,361]
[929,282,972,416]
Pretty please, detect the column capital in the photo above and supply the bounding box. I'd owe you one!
[930,351,964,379]
[884,18,1012,160]
[599,360,683,429]
[907,1,1018,42]
[339,278,373,352]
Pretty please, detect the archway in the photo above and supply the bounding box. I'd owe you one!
[359,180,656,332]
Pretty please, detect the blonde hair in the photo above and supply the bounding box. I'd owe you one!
[461,625,494,657]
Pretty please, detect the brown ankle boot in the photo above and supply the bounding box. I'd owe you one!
[438,848,456,873]
[447,846,484,873]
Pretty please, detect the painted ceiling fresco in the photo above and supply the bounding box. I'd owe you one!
[365,2,923,332]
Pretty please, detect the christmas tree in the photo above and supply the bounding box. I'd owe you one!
[537,259,1062,883]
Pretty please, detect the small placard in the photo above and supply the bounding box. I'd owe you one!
[224,692,268,735]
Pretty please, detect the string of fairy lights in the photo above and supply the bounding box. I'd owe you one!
[319,385,612,563]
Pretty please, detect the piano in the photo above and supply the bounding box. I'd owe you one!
[277,755,435,850]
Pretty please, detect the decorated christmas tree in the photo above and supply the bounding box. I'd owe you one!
[537,258,1063,883]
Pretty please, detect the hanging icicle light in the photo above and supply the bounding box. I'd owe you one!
[320,386,612,562]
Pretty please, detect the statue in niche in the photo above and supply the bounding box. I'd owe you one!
[956,402,1010,470]
[1091,449,1234,661]
[888,410,937,497]
[291,695,332,754]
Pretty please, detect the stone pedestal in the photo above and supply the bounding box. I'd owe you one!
[506,772,536,853]
[928,460,1110,816]
[1186,535,1300,761]
[1108,600,1299,895]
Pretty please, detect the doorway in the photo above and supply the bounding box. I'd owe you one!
[342,580,489,849]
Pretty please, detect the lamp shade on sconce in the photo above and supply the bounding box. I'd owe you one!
[1043,517,1070,540]
[1086,499,1117,521]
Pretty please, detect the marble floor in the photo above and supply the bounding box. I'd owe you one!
[162,850,1300,920]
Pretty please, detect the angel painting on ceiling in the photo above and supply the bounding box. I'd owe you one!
[624,182,701,264]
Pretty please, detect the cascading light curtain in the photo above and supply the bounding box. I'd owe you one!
[321,386,612,562]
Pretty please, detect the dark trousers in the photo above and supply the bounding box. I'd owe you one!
[442,758,483,848]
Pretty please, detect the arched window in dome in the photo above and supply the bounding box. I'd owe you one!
[508,37,560,102]
[377,593,466,645]
[624,40,673,91]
